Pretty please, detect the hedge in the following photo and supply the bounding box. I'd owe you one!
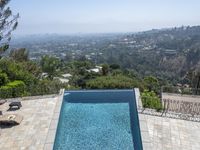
[27,79,62,96]
[0,80,26,98]
[86,75,143,89]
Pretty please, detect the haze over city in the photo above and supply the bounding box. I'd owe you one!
[10,0,200,35]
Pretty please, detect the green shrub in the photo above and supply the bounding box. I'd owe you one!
[0,86,13,98]
[65,85,81,90]
[143,76,160,93]
[162,86,175,93]
[86,75,142,89]
[0,80,26,98]
[182,88,192,95]
[141,90,162,111]
[29,79,63,96]
[0,72,9,86]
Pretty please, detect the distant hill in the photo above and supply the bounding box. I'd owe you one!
[129,26,200,72]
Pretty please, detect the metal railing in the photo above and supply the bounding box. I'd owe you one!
[139,98,200,122]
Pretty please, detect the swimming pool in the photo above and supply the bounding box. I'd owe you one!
[53,90,143,150]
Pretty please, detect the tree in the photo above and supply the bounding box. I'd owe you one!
[21,61,42,78]
[187,69,200,94]
[40,55,61,79]
[193,66,200,94]
[110,64,120,70]
[0,0,19,56]
[144,76,159,93]
[102,64,109,76]
[0,58,37,85]
[9,48,29,62]
[0,70,8,86]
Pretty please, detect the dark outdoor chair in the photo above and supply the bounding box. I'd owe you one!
[9,101,22,109]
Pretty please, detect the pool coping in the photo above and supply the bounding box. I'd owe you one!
[135,88,153,150]
[44,89,65,150]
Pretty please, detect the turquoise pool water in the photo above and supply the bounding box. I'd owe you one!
[53,90,143,150]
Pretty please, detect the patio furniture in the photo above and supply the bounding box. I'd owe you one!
[0,100,6,105]
[9,101,22,109]
[0,114,23,125]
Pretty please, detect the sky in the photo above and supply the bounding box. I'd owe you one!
[9,0,200,35]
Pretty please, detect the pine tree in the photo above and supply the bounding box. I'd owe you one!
[0,0,19,56]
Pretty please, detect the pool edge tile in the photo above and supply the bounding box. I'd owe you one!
[44,89,64,150]
[135,88,153,150]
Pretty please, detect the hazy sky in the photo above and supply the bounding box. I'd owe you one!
[9,0,200,35]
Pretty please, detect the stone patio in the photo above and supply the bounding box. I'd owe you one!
[0,90,200,150]
[0,94,62,150]
[139,114,200,150]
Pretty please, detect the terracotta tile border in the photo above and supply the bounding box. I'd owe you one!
[134,88,153,150]
[44,89,65,150]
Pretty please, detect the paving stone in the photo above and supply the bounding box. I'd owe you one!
[44,144,53,150]
[0,96,61,150]
[139,114,200,150]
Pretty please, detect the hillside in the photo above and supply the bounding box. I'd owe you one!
[101,26,200,85]
[10,26,200,86]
